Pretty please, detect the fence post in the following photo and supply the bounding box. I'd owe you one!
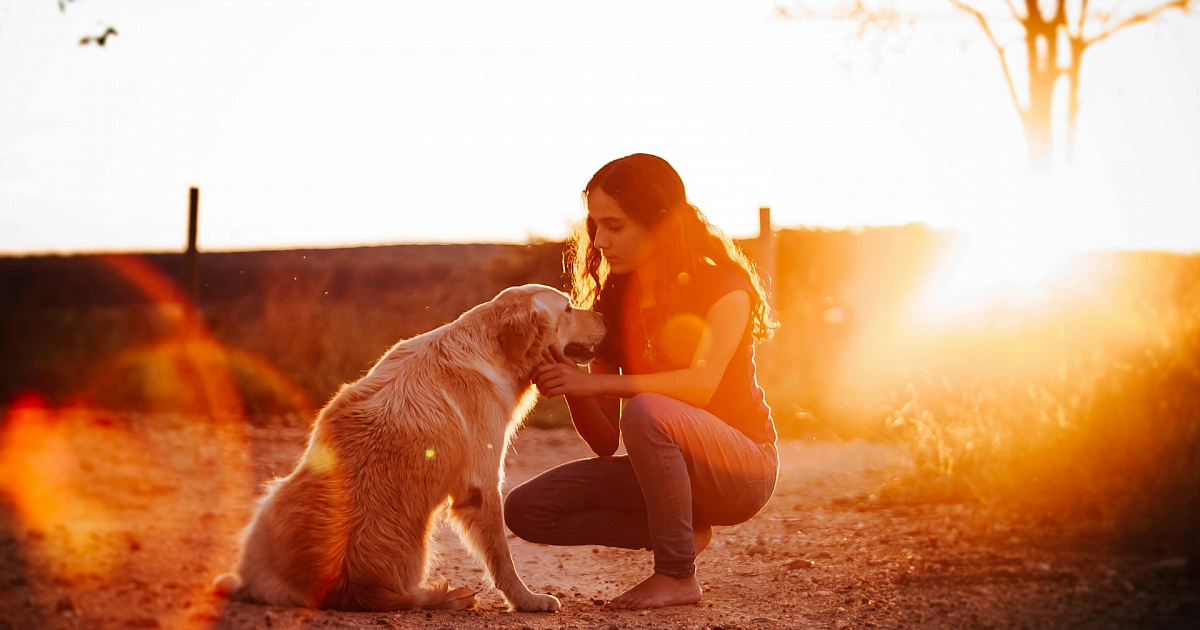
[184,187,199,301]
[757,206,777,373]
[757,206,776,307]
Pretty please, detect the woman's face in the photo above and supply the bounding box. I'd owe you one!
[587,188,654,275]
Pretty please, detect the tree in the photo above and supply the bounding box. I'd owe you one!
[789,1,1198,170]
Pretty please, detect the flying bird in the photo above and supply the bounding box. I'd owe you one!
[79,27,118,47]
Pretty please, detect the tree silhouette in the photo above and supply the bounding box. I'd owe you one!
[789,1,1198,170]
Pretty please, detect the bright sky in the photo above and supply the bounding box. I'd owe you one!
[2,0,1198,256]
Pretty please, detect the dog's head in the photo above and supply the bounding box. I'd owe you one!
[491,284,606,365]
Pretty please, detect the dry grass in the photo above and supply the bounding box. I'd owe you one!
[877,252,1200,556]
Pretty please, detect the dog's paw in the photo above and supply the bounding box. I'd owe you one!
[512,592,561,613]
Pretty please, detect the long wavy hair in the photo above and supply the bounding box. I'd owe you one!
[565,153,776,345]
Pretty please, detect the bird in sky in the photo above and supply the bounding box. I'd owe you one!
[79,26,118,47]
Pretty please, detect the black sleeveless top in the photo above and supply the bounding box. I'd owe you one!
[595,262,776,444]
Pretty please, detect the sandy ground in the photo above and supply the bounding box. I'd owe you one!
[1,411,1197,630]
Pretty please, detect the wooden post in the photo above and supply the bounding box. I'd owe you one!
[184,187,199,301]
[757,206,776,306]
[756,206,777,370]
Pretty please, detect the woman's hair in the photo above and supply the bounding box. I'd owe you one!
[565,153,777,344]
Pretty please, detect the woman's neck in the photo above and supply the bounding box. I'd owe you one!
[630,267,657,309]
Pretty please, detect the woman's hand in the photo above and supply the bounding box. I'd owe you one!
[534,345,600,398]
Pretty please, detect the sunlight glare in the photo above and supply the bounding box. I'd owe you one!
[913,228,1075,320]
[0,397,121,579]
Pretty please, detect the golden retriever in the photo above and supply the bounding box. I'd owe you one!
[213,284,605,612]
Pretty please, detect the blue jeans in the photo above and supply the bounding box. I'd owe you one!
[504,393,778,578]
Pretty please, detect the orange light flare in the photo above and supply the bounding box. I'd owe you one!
[817,231,1156,426]
[0,396,246,629]
[0,254,311,628]
[908,231,1085,325]
[899,233,1178,362]
[0,395,122,579]
[892,232,1148,369]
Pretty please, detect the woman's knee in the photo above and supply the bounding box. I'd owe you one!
[502,481,546,542]
[622,393,677,442]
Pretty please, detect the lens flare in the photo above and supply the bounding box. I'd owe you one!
[0,396,119,579]
[0,253,314,629]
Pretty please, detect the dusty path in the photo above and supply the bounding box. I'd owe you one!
[1,413,1196,629]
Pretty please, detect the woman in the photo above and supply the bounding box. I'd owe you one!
[503,153,779,610]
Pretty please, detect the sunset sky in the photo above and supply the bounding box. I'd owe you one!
[2,0,1198,258]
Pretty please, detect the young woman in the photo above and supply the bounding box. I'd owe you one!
[503,153,779,610]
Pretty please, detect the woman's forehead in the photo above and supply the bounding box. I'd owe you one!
[586,189,628,221]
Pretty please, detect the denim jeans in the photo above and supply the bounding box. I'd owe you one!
[504,393,778,578]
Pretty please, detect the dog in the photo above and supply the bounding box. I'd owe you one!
[213,284,605,612]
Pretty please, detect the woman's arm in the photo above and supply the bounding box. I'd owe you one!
[557,354,621,456]
[535,289,752,409]
[535,348,621,456]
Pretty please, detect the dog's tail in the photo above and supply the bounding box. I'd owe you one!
[345,577,476,611]
[213,572,474,611]
[431,585,477,610]
[211,572,243,599]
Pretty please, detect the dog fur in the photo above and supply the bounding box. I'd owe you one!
[213,284,605,612]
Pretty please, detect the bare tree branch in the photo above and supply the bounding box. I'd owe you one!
[1053,0,1069,27]
[1025,0,1042,23]
[1003,0,1023,22]
[1087,0,1194,46]
[778,0,1198,168]
[949,1,1024,113]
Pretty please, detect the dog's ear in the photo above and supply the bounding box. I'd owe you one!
[498,301,553,364]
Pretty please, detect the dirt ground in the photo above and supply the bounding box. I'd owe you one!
[1,411,1197,630]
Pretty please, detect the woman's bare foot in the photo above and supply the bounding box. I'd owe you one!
[603,572,702,610]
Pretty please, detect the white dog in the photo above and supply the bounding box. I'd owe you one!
[214,284,605,611]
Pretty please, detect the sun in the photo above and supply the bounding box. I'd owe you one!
[912,227,1079,320]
